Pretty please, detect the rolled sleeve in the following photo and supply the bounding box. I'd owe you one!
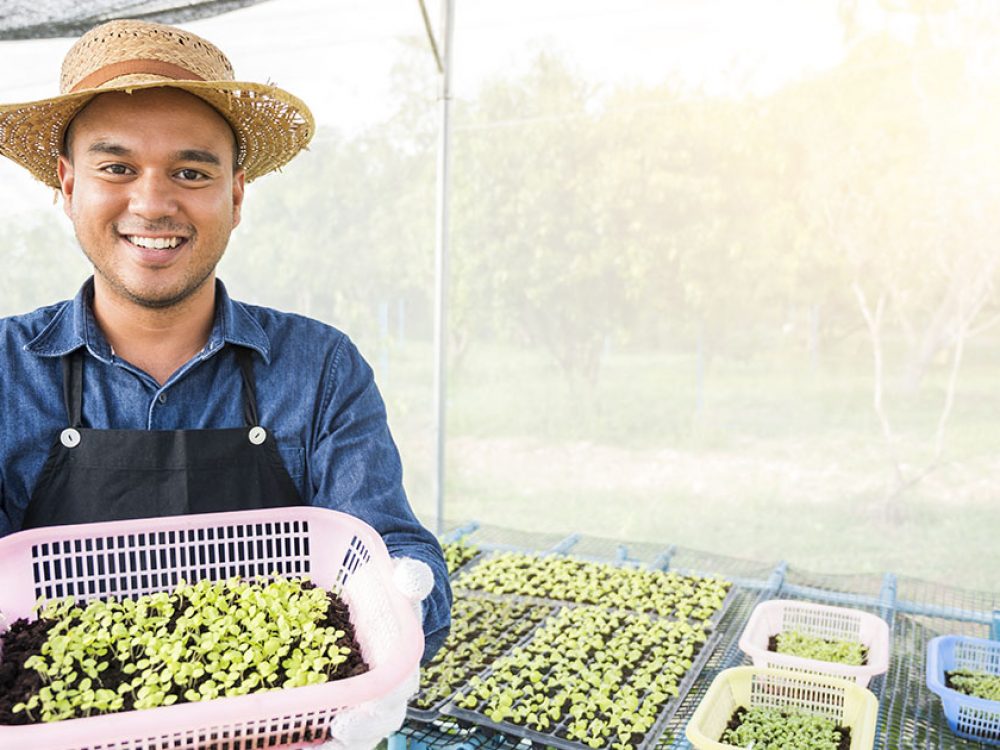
[310,336,451,662]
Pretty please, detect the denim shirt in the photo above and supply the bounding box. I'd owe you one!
[0,277,450,661]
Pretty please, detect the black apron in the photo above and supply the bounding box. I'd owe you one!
[22,347,303,529]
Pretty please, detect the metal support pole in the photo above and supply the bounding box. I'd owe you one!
[766,561,788,596]
[441,521,479,544]
[879,573,898,624]
[992,609,1000,641]
[649,545,677,571]
[549,533,580,555]
[432,0,455,536]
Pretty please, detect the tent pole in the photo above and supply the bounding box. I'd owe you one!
[432,0,455,537]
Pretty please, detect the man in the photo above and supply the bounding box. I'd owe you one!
[0,16,449,731]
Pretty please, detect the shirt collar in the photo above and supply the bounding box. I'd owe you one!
[24,277,271,365]
[211,280,272,364]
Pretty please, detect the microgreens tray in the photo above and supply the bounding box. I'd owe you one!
[738,599,890,688]
[408,596,554,722]
[453,552,732,624]
[927,634,1000,745]
[1,576,364,725]
[722,705,850,749]
[443,604,725,750]
[442,540,483,578]
[0,508,422,750]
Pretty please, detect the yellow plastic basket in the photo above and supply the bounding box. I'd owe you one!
[685,666,879,750]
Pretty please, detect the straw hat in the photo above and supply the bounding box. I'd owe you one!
[0,19,315,188]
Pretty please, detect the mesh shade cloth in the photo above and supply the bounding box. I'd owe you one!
[0,1,271,40]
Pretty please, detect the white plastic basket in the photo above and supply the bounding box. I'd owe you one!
[685,666,879,750]
[0,507,423,750]
[738,599,890,687]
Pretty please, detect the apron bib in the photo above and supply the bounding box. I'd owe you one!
[22,347,302,529]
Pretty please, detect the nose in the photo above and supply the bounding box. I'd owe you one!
[128,171,179,220]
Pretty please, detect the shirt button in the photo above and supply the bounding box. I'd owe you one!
[158,393,167,404]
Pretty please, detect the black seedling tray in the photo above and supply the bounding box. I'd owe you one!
[452,554,735,626]
[441,601,730,750]
[407,599,558,723]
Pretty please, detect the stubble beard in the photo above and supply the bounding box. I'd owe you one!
[77,224,223,311]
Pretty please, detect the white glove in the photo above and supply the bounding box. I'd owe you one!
[320,557,434,750]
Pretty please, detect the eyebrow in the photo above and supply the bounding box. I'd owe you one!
[86,141,222,166]
[87,141,130,157]
[174,149,222,166]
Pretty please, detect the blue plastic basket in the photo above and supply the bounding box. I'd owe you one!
[926,635,1000,745]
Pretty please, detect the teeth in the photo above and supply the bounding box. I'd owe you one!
[128,236,182,249]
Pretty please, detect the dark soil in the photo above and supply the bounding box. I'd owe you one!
[768,633,869,665]
[0,616,55,724]
[0,584,367,725]
[302,581,369,679]
[725,706,852,750]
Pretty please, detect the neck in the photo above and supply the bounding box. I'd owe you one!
[91,276,217,386]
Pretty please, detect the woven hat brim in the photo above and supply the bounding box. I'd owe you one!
[0,79,315,189]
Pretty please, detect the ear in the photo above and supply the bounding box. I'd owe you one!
[231,168,246,229]
[57,155,75,219]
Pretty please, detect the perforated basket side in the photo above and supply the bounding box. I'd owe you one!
[32,519,315,604]
[780,601,863,642]
[953,635,1000,674]
[749,669,849,722]
[926,635,1000,745]
[684,668,746,750]
[83,708,340,750]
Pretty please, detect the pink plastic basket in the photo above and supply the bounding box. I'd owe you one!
[738,599,889,687]
[0,507,423,750]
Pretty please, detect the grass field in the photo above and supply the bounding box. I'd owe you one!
[378,339,1000,592]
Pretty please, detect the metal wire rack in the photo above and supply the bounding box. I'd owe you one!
[397,522,1000,750]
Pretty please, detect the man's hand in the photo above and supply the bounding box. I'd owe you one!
[321,557,434,750]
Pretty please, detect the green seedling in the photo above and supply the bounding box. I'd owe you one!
[7,575,360,724]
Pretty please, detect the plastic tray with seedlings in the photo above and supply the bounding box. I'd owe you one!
[0,508,422,750]
[446,605,719,750]
[739,600,890,687]
[685,667,878,750]
[441,539,481,577]
[0,576,366,725]
[452,552,731,623]
[408,596,553,721]
[927,634,1000,745]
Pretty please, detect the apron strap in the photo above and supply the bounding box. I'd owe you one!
[63,349,84,428]
[59,346,262,429]
[235,347,260,427]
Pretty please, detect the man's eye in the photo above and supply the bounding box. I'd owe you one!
[102,164,131,175]
[177,168,207,181]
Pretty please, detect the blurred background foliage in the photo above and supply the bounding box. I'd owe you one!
[1,0,998,588]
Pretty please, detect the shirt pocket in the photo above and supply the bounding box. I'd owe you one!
[277,443,307,497]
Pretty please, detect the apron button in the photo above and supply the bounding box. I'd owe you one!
[248,426,267,445]
[60,428,81,448]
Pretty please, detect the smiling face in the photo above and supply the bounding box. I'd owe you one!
[57,87,245,311]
